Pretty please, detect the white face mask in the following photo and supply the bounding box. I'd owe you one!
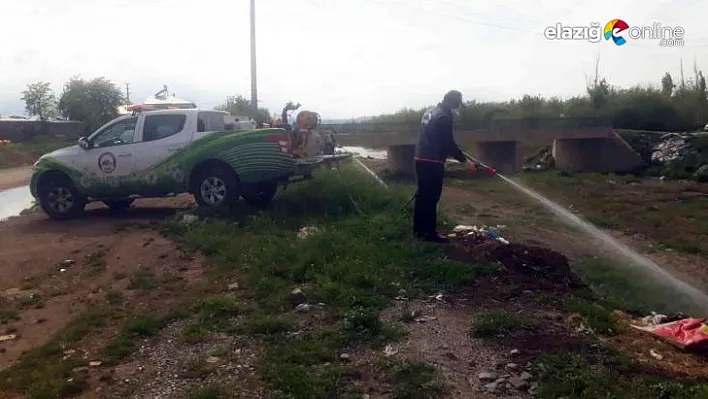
[452,108,461,118]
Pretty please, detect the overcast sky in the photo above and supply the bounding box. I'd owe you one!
[1,0,707,119]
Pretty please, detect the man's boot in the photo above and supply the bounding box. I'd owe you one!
[417,232,449,243]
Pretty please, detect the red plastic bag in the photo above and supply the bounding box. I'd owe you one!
[634,318,708,351]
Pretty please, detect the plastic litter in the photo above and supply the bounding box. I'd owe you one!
[0,334,17,342]
[632,318,708,352]
[449,224,510,245]
[297,226,319,239]
[649,349,663,360]
[383,344,398,357]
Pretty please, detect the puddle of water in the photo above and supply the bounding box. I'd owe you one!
[0,186,34,221]
[340,146,388,159]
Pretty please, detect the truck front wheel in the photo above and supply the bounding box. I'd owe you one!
[38,175,85,220]
[242,182,279,208]
[192,165,240,208]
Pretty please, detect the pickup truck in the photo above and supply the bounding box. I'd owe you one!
[30,109,350,220]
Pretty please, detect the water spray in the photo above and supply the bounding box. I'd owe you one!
[462,152,708,313]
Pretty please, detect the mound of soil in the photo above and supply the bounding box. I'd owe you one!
[447,233,586,293]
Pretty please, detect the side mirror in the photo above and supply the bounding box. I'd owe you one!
[78,137,90,150]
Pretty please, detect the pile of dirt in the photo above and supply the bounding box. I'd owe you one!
[447,233,585,293]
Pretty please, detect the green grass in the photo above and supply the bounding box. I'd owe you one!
[519,170,708,255]
[186,384,234,399]
[0,138,73,169]
[193,298,247,332]
[0,307,110,397]
[128,267,158,290]
[383,361,449,399]
[103,315,165,363]
[469,311,537,338]
[106,290,123,306]
[537,353,708,398]
[565,297,623,336]
[570,257,706,316]
[159,166,487,397]
[85,247,108,275]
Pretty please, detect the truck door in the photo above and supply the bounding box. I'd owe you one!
[131,112,193,195]
[73,116,139,197]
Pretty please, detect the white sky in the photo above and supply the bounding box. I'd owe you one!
[1,0,707,119]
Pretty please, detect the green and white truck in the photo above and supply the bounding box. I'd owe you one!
[29,109,350,220]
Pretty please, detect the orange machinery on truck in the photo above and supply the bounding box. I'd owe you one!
[272,101,337,157]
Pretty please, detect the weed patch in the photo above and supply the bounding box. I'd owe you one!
[85,247,108,274]
[566,298,623,336]
[104,315,165,363]
[186,384,234,399]
[0,307,110,398]
[469,311,537,338]
[537,353,708,398]
[160,167,477,396]
[128,267,158,290]
[571,257,702,315]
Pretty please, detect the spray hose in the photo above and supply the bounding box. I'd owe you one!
[402,155,499,211]
[462,152,498,176]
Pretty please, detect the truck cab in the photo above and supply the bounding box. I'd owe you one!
[30,109,349,220]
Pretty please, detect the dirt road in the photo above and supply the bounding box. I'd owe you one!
[0,167,31,191]
[0,196,197,369]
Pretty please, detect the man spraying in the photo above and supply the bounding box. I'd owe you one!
[413,90,477,243]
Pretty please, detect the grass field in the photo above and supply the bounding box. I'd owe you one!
[1,164,707,398]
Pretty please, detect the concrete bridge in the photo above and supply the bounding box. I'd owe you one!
[327,118,644,175]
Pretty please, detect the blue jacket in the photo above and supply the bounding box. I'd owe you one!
[414,104,466,164]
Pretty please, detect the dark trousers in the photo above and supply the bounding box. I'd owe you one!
[413,160,445,237]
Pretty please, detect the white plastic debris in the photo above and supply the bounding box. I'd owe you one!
[429,293,444,301]
[649,349,663,360]
[383,344,398,357]
[181,214,199,224]
[297,226,319,239]
[642,312,668,326]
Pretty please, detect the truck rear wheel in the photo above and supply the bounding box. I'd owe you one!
[242,182,279,208]
[192,165,240,209]
[38,175,85,220]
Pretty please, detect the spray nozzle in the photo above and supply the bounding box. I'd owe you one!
[484,165,497,176]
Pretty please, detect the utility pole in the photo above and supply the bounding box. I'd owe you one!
[250,0,258,112]
[125,82,131,105]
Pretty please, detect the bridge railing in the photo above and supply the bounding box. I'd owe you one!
[324,117,612,134]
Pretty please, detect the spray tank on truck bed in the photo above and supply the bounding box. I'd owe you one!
[272,101,337,158]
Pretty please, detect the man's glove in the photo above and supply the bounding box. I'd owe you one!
[465,162,478,175]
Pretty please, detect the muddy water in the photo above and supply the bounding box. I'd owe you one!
[0,186,34,221]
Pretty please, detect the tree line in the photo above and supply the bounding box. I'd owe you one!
[369,60,708,132]
[20,59,708,135]
[20,80,274,133]
[20,77,125,134]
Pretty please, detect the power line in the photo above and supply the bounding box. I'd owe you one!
[357,0,708,46]
[359,0,539,34]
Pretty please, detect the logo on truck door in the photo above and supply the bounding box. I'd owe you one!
[98,152,117,174]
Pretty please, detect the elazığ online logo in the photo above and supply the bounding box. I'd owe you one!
[544,19,685,47]
[604,19,630,46]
